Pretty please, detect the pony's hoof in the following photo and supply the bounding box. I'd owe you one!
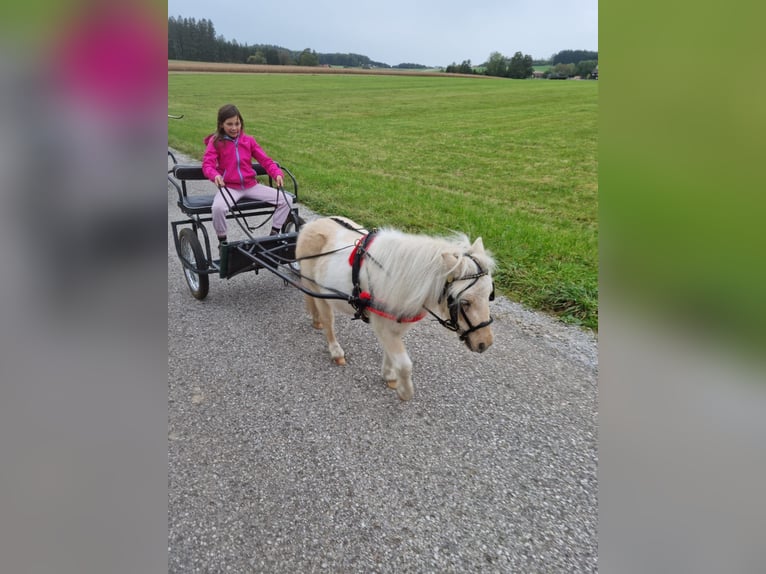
[386,380,398,389]
[333,357,346,366]
[312,321,323,330]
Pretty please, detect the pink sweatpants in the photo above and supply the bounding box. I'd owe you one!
[211,183,293,238]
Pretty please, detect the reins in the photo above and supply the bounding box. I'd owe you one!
[286,217,369,265]
[217,184,293,239]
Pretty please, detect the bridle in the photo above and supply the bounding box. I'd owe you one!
[426,254,495,341]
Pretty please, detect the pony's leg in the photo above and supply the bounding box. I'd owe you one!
[304,293,323,330]
[315,299,346,365]
[382,351,397,388]
[372,320,413,400]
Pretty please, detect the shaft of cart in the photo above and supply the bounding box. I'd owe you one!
[220,235,354,302]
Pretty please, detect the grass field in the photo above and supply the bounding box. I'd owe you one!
[168,72,598,329]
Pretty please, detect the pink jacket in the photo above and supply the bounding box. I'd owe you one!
[202,131,283,190]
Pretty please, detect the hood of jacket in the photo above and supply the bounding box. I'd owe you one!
[204,131,241,146]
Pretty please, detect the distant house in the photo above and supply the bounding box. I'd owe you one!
[532,70,545,79]
[590,65,598,79]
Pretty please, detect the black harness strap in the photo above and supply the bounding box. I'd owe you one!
[218,184,287,238]
[426,254,495,340]
[350,231,378,322]
[330,217,367,234]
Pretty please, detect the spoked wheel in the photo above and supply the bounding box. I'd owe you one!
[178,228,209,300]
[281,211,306,273]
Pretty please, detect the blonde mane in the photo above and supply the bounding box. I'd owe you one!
[360,228,495,318]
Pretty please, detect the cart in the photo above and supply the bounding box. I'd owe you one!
[168,151,305,300]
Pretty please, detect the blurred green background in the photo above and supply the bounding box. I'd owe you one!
[600,2,766,359]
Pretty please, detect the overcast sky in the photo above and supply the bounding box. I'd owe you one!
[167,0,597,67]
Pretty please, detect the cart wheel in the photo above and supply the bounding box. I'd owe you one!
[178,228,209,300]
[281,212,305,273]
[281,211,306,234]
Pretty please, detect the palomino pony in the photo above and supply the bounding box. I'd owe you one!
[295,216,496,401]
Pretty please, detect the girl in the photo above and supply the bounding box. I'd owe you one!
[202,104,292,243]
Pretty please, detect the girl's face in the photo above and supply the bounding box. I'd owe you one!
[221,115,241,138]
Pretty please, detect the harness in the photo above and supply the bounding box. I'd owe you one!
[341,219,494,338]
[349,230,427,324]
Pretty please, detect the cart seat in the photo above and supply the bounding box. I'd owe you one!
[173,163,269,180]
[171,163,296,215]
[179,193,296,215]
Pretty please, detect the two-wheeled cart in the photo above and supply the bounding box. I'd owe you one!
[168,152,305,300]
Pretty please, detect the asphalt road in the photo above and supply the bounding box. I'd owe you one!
[168,151,598,573]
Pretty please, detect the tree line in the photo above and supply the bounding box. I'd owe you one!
[448,52,536,79]
[446,49,597,79]
[168,16,390,68]
[168,16,597,78]
[551,50,598,65]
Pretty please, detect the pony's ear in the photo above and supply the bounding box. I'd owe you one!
[471,237,485,252]
[442,252,460,279]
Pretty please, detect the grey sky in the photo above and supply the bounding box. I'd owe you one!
[167,0,597,67]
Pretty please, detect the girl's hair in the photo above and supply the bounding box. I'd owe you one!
[212,103,244,143]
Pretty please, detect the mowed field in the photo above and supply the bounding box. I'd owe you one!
[168,70,598,329]
[168,59,481,78]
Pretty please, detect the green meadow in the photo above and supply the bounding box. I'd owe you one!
[168,73,598,329]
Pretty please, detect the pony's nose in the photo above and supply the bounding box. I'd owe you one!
[477,342,486,353]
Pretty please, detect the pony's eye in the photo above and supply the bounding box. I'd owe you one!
[460,300,471,308]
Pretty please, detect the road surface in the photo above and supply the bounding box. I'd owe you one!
[168,150,598,572]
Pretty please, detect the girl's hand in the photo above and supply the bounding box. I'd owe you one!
[275,175,284,188]
[214,175,224,187]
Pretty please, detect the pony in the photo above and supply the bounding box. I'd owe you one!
[295,216,496,401]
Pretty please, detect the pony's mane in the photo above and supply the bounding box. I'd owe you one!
[363,228,495,317]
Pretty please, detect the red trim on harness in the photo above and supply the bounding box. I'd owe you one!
[348,235,425,323]
[358,292,427,323]
[348,234,373,267]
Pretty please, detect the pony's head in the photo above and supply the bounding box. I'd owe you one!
[440,237,496,353]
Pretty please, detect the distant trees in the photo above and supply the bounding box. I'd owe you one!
[394,63,429,70]
[574,59,598,78]
[318,53,381,68]
[485,52,507,77]
[507,52,534,79]
[297,48,319,67]
[546,50,598,78]
[445,60,475,74]
[241,46,292,65]
[169,16,258,62]
[460,48,597,79]
[168,16,388,68]
[168,16,219,61]
[478,51,533,78]
[551,50,598,65]
[550,63,576,78]
[547,60,597,79]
